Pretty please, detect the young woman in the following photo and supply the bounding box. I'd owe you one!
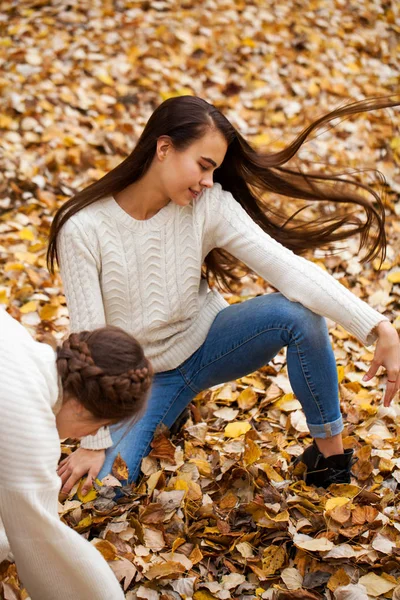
[0,308,152,600]
[47,95,400,493]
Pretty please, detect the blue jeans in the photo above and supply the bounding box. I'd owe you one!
[98,294,342,483]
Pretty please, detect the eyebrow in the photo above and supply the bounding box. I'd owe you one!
[201,156,218,168]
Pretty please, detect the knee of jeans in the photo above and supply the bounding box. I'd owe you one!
[286,301,329,346]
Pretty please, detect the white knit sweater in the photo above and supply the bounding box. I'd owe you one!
[58,182,387,450]
[0,309,124,600]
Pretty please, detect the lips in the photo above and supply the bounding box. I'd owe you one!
[189,188,201,199]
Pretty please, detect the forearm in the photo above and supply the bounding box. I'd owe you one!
[0,487,124,600]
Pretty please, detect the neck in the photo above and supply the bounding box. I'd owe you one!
[114,166,169,220]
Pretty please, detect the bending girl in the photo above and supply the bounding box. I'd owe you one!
[0,309,152,600]
[47,95,400,492]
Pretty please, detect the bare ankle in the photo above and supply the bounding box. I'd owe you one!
[315,434,344,458]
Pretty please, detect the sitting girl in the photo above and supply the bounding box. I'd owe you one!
[48,95,399,493]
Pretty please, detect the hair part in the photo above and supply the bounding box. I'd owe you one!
[47,94,400,290]
[56,326,153,422]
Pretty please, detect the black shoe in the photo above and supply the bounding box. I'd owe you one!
[293,441,357,488]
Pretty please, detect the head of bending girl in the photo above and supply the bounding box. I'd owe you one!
[54,325,152,439]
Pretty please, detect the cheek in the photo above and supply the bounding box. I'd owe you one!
[168,157,198,188]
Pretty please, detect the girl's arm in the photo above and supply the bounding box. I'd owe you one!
[208,184,388,346]
[58,219,112,450]
[58,218,106,333]
[207,185,399,403]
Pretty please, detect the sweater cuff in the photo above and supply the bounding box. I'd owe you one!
[80,427,113,450]
[349,311,390,347]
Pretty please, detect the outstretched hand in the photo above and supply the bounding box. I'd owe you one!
[363,320,400,407]
[57,448,106,496]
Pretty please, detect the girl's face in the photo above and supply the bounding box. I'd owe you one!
[157,129,228,206]
[55,397,112,440]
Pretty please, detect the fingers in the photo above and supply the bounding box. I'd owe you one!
[383,371,400,407]
[81,474,94,497]
[61,472,81,495]
[363,360,380,381]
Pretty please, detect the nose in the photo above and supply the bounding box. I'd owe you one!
[200,173,214,188]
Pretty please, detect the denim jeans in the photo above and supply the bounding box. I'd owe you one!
[98,293,342,483]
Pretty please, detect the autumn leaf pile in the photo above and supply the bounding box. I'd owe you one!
[1,1,400,599]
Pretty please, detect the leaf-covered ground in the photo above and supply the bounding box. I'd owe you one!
[1,1,400,599]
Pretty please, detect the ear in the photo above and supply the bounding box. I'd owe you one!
[156,136,173,161]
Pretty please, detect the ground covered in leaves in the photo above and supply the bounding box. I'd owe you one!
[1,1,400,599]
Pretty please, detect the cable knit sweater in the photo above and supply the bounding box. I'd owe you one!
[0,309,124,600]
[58,182,388,450]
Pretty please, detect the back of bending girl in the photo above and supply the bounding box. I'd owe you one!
[0,309,152,600]
[48,95,400,492]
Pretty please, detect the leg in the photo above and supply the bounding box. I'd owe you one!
[179,293,343,446]
[98,369,195,483]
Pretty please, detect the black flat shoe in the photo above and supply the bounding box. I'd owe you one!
[293,441,357,488]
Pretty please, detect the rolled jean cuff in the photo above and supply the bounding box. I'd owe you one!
[307,415,344,438]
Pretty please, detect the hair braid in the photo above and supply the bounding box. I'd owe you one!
[56,326,153,421]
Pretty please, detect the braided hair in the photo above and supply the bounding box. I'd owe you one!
[56,326,152,421]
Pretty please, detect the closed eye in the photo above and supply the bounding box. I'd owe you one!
[199,164,209,171]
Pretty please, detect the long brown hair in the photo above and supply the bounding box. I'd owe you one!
[47,95,399,290]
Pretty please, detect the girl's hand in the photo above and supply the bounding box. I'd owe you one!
[363,321,400,407]
[57,448,106,496]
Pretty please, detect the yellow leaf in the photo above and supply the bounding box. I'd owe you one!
[175,478,189,492]
[4,263,25,272]
[14,251,37,265]
[39,304,59,321]
[388,272,400,284]
[96,70,114,85]
[0,290,8,304]
[18,228,35,241]
[337,366,345,383]
[251,133,271,147]
[261,463,284,482]
[237,387,258,410]
[242,37,257,47]
[75,514,93,530]
[390,137,400,151]
[262,545,286,575]
[244,437,261,466]
[20,300,38,314]
[194,592,217,600]
[188,458,212,476]
[325,497,351,512]
[224,421,251,438]
[77,479,98,503]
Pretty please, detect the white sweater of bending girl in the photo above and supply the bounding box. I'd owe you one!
[0,309,124,600]
[58,183,387,449]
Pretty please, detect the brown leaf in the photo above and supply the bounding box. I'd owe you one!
[94,539,118,561]
[149,433,176,463]
[111,453,129,480]
[139,503,166,524]
[145,561,186,580]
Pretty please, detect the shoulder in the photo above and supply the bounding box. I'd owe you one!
[197,183,233,212]
[60,199,110,241]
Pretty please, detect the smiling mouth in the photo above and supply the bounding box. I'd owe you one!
[189,188,201,199]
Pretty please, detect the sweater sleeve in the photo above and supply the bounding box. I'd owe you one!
[207,184,388,346]
[0,356,123,599]
[58,218,106,333]
[58,218,113,450]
